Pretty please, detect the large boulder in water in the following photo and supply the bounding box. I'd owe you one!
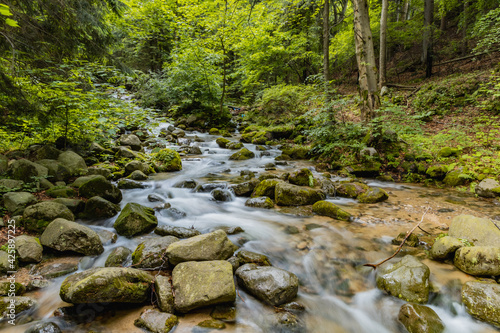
[134,309,178,333]
[132,236,179,269]
[60,267,152,304]
[235,264,299,306]
[376,255,430,303]
[166,230,237,265]
[312,201,352,221]
[154,149,182,172]
[7,159,48,182]
[23,201,75,233]
[79,175,122,204]
[229,179,260,197]
[448,215,500,247]
[245,196,274,209]
[252,179,284,199]
[288,168,314,187]
[275,182,325,206]
[398,303,445,333]
[113,203,158,237]
[172,260,235,313]
[336,182,369,198]
[40,218,104,256]
[462,281,500,328]
[57,151,87,176]
[453,246,500,276]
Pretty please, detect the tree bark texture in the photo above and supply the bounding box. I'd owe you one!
[423,0,434,78]
[379,0,388,89]
[323,0,330,87]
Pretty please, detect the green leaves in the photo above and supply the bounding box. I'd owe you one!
[0,4,18,27]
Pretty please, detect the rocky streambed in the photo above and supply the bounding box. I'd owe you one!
[0,120,499,333]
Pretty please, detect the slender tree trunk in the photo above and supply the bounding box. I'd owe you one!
[423,0,434,78]
[323,0,330,87]
[352,0,379,121]
[379,0,388,89]
[462,1,468,55]
[401,0,409,21]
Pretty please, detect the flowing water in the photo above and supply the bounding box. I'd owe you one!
[3,122,500,333]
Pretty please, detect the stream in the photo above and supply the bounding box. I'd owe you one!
[3,121,500,333]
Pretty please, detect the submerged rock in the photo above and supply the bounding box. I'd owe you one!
[134,309,178,333]
[236,264,299,306]
[312,201,352,221]
[398,303,445,333]
[245,196,274,209]
[376,255,430,303]
[172,260,236,313]
[462,281,500,328]
[211,189,233,202]
[335,182,369,198]
[166,230,237,265]
[275,182,325,206]
[357,187,389,203]
[60,267,152,304]
[454,246,500,276]
[113,202,158,237]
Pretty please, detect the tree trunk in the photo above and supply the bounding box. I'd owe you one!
[352,0,379,122]
[323,0,330,87]
[423,0,433,78]
[401,0,409,21]
[379,0,388,89]
[462,1,468,55]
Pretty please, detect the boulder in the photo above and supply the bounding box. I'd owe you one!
[235,264,299,306]
[3,192,37,215]
[134,309,178,333]
[128,170,148,181]
[227,142,244,150]
[46,186,77,198]
[0,281,24,296]
[132,236,179,269]
[216,137,230,148]
[173,179,198,189]
[154,275,175,313]
[154,149,182,172]
[443,170,466,186]
[57,151,87,176]
[37,159,70,182]
[475,178,500,198]
[236,250,271,266]
[195,182,227,193]
[23,201,75,233]
[211,189,233,202]
[288,168,314,187]
[119,134,142,151]
[87,167,112,179]
[425,165,448,180]
[7,159,48,182]
[113,203,158,237]
[40,218,104,255]
[79,175,122,204]
[336,182,369,198]
[166,229,237,265]
[53,198,85,214]
[24,322,62,333]
[115,146,141,159]
[0,179,23,192]
[117,179,148,189]
[449,215,500,246]
[154,225,201,238]
[245,197,274,209]
[71,175,102,187]
[15,235,43,263]
[312,201,352,221]
[0,153,7,174]
[60,267,152,303]
[376,255,430,303]
[429,236,463,260]
[462,281,500,328]
[35,145,62,160]
[229,148,255,160]
[398,303,445,333]
[105,246,132,267]
[358,187,389,203]
[229,179,259,197]
[275,182,325,206]
[84,196,121,219]
[281,146,309,159]
[32,258,79,279]
[0,296,37,315]
[0,251,15,274]
[252,179,284,199]
[172,260,235,313]
[124,160,150,176]
[454,246,500,276]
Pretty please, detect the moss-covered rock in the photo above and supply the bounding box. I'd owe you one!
[53,198,85,214]
[60,267,152,304]
[173,260,236,313]
[135,309,178,333]
[336,182,369,198]
[475,178,500,198]
[40,218,104,255]
[376,255,430,303]
[358,187,389,203]
[7,159,48,182]
[443,170,466,186]
[227,141,244,150]
[23,201,75,233]
[57,151,88,177]
[425,165,448,180]
[348,162,382,177]
[251,179,284,199]
[79,175,122,204]
[454,246,500,276]
[429,236,463,260]
[166,230,237,265]
[46,186,77,198]
[113,202,158,237]
[37,159,71,182]
[288,168,314,187]
[84,196,121,219]
[216,137,230,148]
[229,179,259,197]
[0,296,37,315]
[15,235,43,263]
[236,250,271,266]
[154,275,175,313]
[236,264,299,306]
[398,303,445,333]
[132,236,178,269]
[462,281,500,328]
[437,147,459,158]
[240,132,256,143]
[251,131,268,145]
[245,196,274,209]
[0,281,25,296]
[229,148,255,160]
[312,201,352,221]
[449,215,500,246]
[3,192,37,215]
[105,246,132,267]
[275,182,325,206]
[211,189,233,202]
[154,148,182,172]
[281,146,309,159]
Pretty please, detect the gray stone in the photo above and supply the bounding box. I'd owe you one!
[0,179,24,191]
[60,267,152,303]
[87,167,112,179]
[113,203,158,237]
[211,189,233,202]
[15,235,42,263]
[57,151,87,176]
[245,196,274,209]
[430,236,463,260]
[117,178,148,189]
[40,218,104,255]
[0,296,37,316]
[3,192,37,215]
[71,175,101,187]
[173,260,236,313]
[23,201,75,233]
[128,170,148,181]
[105,246,131,267]
[7,159,48,182]
[236,250,271,266]
[454,246,500,276]
[119,134,142,151]
[449,215,500,246]
[154,275,174,313]
[398,303,444,333]
[475,178,500,198]
[376,255,430,303]
[166,230,237,265]
[236,264,299,306]
[462,281,500,328]
[132,236,178,269]
[53,198,85,214]
[84,196,120,219]
[134,309,178,333]
[37,159,70,182]
[229,179,259,197]
[32,258,79,279]
[79,175,122,204]
[154,225,201,238]
[24,321,62,333]
[275,182,325,206]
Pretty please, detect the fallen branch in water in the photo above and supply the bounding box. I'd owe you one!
[364,207,430,270]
